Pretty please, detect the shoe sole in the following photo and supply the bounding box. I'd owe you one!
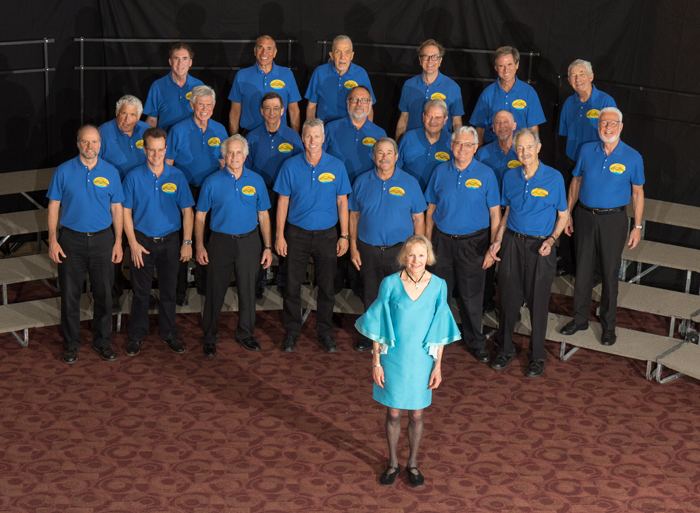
[125,349,140,357]
[238,341,261,352]
[354,345,371,352]
[162,340,186,354]
[62,357,78,365]
[491,358,515,371]
[92,347,117,361]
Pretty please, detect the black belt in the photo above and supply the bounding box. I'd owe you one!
[292,225,336,235]
[136,230,179,244]
[216,227,257,239]
[506,228,548,241]
[63,226,111,237]
[374,242,402,251]
[578,203,625,215]
[440,227,488,240]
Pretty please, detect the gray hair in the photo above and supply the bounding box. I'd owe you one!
[190,85,216,105]
[221,134,249,157]
[513,127,541,147]
[599,106,623,123]
[302,117,325,136]
[332,34,353,52]
[372,137,399,158]
[568,59,593,76]
[451,125,479,145]
[77,124,100,143]
[423,99,448,117]
[116,95,143,118]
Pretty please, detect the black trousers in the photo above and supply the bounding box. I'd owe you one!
[431,227,489,350]
[284,224,337,337]
[202,229,261,343]
[112,238,128,302]
[357,239,401,311]
[58,227,114,350]
[558,156,577,273]
[573,206,627,330]
[129,230,180,342]
[497,229,557,362]
[177,184,208,296]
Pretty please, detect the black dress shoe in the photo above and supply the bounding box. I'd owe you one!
[203,343,217,357]
[406,467,425,488]
[281,333,297,352]
[125,339,143,356]
[491,353,515,370]
[560,320,589,336]
[601,330,617,346]
[355,337,372,352]
[526,360,545,377]
[62,348,79,364]
[468,347,491,363]
[379,466,400,486]
[255,284,264,300]
[319,335,338,353]
[239,336,261,351]
[163,338,186,354]
[93,345,117,361]
[482,298,496,314]
[176,293,188,306]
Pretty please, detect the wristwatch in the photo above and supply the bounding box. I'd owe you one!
[633,225,643,230]
[339,235,350,240]
[183,240,192,245]
[263,246,272,250]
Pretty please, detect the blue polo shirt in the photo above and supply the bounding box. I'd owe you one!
[273,152,352,231]
[143,73,204,132]
[98,119,150,179]
[197,167,271,236]
[165,117,228,186]
[559,86,617,160]
[502,163,566,237]
[574,141,644,209]
[397,128,452,190]
[304,62,376,123]
[349,168,426,246]
[475,140,521,192]
[245,123,303,186]
[228,63,302,131]
[425,159,500,235]
[122,163,194,238]
[398,72,465,132]
[324,116,387,183]
[47,156,124,233]
[469,77,546,144]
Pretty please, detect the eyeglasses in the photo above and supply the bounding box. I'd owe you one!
[420,54,441,62]
[453,142,476,149]
[262,106,282,113]
[600,120,620,128]
[348,98,371,105]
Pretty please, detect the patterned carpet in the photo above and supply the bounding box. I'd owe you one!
[1,284,700,512]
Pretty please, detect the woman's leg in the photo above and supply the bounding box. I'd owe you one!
[386,407,402,467]
[407,409,424,469]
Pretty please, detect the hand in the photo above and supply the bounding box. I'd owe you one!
[628,227,641,249]
[482,252,495,270]
[373,365,385,388]
[180,243,192,262]
[538,240,553,257]
[350,246,362,271]
[275,237,287,257]
[336,237,349,257]
[130,243,150,268]
[49,240,66,264]
[196,245,209,265]
[261,248,273,269]
[564,216,574,236]
[112,242,123,264]
[428,367,442,389]
[488,241,501,262]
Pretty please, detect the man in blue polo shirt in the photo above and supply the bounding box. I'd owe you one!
[349,137,427,352]
[47,125,124,365]
[122,127,194,357]
[560,108,644,346]
[274,118,352,353]
[143,43,204,132]
[470,46,546,146]
[395,39,464,141]
[196,135,273,358]
[489,128,568,378]
[397,99,452,190]
[228,35,302,135]
[305,35,376,124]
[165,85,228,305]
[425,126,501,364]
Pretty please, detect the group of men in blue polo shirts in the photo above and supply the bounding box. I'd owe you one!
[46,36,644,378]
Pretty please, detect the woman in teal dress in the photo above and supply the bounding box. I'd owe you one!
[355,234,461,487]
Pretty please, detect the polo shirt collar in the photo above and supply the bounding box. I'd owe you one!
[333,62,355,77]
[594,139,625,157]
[254,61,278,76]
[303,151,328,168]
[498,75,520,93]
[223,166,249,179]
[371,167,398,183]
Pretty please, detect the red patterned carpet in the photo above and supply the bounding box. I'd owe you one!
[1,286,700,512]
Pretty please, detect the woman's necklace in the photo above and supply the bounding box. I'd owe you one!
[405,269,426,289]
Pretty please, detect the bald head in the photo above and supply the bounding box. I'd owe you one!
[493,110,517,143]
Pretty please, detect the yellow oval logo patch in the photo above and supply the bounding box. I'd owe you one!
[93,177,110,188]
[362,137,376,147]
[389,187,405,196]
[507,160,522,168]
[161,183,177,194]
[586,109,600,119]
[431,92,446,101]
[241,186,256,196]
[609,164,626,174]
[278,143,293,153]
[465,179,482,189]
[208,137,221,147]
[270,79,285,89]
[186,92,192,100]
[531,188,549,197]
[135,140,144,149]
[318,173,336,183]
[344,80,358,89]
[512,99,527,110]
[435,152,450,162]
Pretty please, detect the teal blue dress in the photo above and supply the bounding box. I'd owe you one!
[355,272,461,410]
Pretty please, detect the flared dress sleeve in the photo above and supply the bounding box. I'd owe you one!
[423,278,462,358]
[354,276,397,349]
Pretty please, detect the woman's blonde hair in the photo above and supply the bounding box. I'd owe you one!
[397,234,436,267]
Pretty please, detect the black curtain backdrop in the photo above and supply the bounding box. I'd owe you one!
[1,0,699,290]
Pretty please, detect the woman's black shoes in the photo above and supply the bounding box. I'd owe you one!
[380,465,400,486]
[406,466,425,487]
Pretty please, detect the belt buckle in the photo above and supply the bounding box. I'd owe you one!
[86,231,95,237]
[153,236,163,243]
[516,232,526,239]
